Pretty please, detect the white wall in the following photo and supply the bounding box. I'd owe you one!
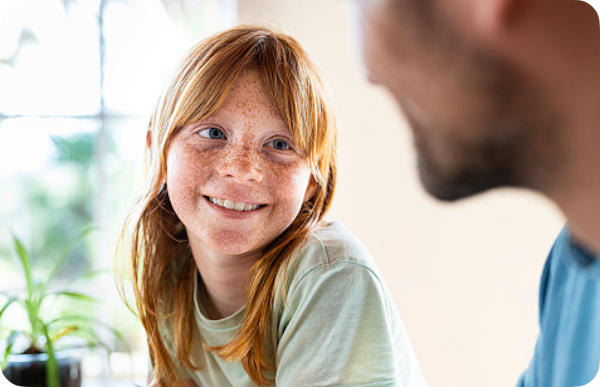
[238,1,565,387]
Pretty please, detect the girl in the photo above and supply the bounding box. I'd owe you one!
[116,25,428,387]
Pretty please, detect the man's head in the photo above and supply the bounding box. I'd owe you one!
[350,0,600,201]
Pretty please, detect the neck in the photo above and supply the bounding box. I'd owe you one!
[541,35,600,257]
[546,102,600,256]
[551,168,600,256]
[189,237,260,320]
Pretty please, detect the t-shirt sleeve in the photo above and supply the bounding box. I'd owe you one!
[275,260,401,387]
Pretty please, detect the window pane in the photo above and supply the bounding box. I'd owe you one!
[103,0,188,116]
[103,0,238,116]
[0,0,238,381]
[0,118,99,265]
[0,0,101,116]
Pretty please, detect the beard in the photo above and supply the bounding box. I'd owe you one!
[404,53,561,202]
[367,0,564,201]
[413,120,524,201]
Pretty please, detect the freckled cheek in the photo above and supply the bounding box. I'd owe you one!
[267,165,313,213]
[166,148,213,207]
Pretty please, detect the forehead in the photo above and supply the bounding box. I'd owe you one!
[208,70,288,129]
[224,70,271,106]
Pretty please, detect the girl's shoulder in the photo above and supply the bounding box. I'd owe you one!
[291,220,378,275]
[275,221,393,324]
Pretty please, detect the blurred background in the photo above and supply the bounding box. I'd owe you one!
[0,0,565,386]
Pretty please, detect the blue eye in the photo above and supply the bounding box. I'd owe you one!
[199,128,225,140]
[267,139,290,150]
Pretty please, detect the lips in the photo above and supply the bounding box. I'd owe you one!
[206,196,263,212]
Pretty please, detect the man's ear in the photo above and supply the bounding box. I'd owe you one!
[474,0,523,35]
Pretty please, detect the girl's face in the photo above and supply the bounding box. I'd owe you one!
[166,70,316,259]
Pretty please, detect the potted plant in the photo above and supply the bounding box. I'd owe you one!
[0,230,128,387]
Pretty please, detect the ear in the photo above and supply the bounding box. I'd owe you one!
[146,128,152,149]
[303,174,318,203]
[474,0,523,35]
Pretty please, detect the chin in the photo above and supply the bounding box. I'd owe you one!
[417,158,506,202]
[210,242,260,256]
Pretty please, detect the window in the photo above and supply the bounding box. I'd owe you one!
[0,0,237,382]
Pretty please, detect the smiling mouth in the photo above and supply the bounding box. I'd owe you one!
[205,196,263,212]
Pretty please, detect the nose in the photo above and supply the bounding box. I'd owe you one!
[217,144,263,183]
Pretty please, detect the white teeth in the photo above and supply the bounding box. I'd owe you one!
[208,197,260,212]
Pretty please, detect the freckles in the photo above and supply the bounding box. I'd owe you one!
[212,228,270,252]
[168,146,213,228]
[173,70,313,257]
[229,77,283,131]
[234,98,256,122]
[173,147,213,184]
[268,164,312,209]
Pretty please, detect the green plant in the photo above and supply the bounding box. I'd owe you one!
[0,229,128,387]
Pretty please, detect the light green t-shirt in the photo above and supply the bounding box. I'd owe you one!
[163,221,428,387]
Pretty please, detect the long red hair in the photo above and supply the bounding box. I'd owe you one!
[116,25,337,386]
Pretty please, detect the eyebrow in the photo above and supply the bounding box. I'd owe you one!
[193,115,290,131]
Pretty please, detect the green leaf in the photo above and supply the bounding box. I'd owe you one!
[48,291,98,303]
[63,267,110,290]
[60,325,111,351]
[49,315,131,353]
[42,323,59,387]
[44,227,95,291]
[1,330,21,370]
[61,325,134,377]
[0,296,17,319]
[11,235,34,300]
[3,229,128,379]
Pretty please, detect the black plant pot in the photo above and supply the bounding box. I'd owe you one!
[2,350,82,387]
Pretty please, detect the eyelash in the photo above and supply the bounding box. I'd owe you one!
[197,128,293,151]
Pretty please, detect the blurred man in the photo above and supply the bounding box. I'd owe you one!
[349,0,600,386]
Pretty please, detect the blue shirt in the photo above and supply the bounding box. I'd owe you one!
[518,226,600,387]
